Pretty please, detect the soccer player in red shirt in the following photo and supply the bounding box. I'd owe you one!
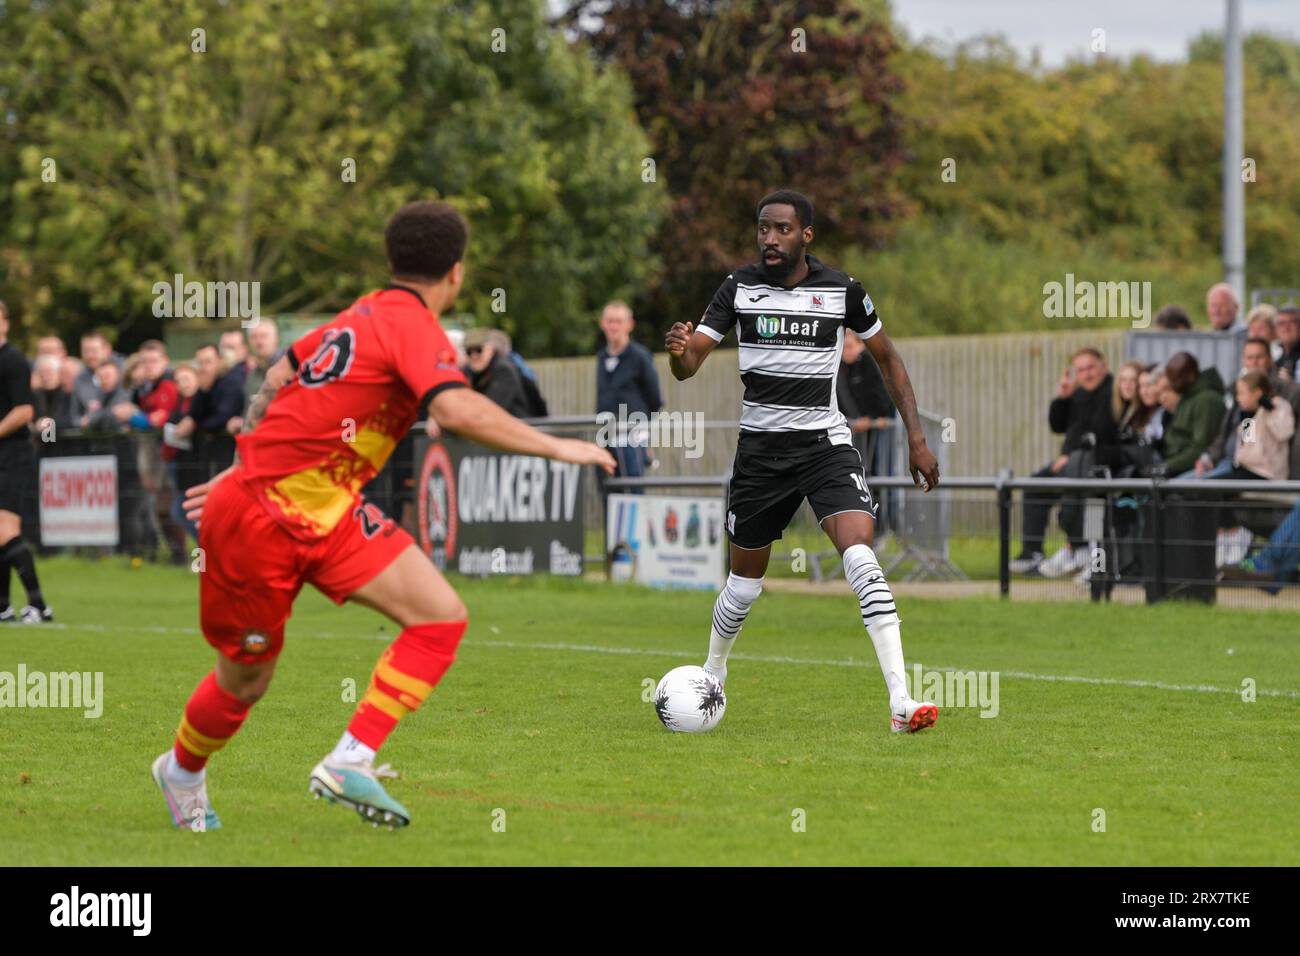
[153,201,615,830]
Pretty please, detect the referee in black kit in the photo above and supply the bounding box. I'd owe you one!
[665,189,940,733]
[0,300,52,623]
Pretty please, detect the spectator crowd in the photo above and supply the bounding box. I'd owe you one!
[14,322,285,564]
[1010,282,1300,593]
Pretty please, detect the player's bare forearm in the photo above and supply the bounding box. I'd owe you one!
[431,387,615,473]
[865,330,940,489]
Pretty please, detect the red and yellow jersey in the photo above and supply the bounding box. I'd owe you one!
[235,286,467,540]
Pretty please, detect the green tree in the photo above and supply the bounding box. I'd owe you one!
[0,0,663,355]
[564,0,910,336]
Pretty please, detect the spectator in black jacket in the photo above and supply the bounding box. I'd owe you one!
[1010,348,1117,578]
[596,300,662,478]
[31,355,74,437]
[465,328,530,417]
[1277,306,1300,381]
[837,328,896,475]
[175,343,244,475]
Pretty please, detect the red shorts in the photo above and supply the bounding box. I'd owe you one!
[198,471,412,663]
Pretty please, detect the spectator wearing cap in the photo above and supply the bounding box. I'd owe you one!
[465,328,531,417]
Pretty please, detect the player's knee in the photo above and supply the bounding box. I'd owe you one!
[727,572,763,604]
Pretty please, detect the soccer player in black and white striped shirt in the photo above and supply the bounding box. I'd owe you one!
[665,189,941,733]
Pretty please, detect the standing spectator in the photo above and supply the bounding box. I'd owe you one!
[31,336,68,388]
[1205,282,1244,332]
[117,341,184,563]
[77,361,132,433]
[1159,352,1227,476]
[59,357,83,399]
[175,343,244,474]
[465,328,530,417]
[1153,304,1192,331]
[1009,348,1118,577]
[1277,306,1300,381]
[164,363,202,544]
[489,329,548,418]
[837,327,896,474]
[0,300,52,622]
[241,320,283,410]
[35,336,67,360]
[31,355,73,435]
[219,329,253,389]
[596,300,662,478]
[72,331,124,415]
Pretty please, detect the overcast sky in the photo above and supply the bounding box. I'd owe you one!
[891,0,1300,65]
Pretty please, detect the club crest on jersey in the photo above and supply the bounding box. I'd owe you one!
[811,294,824,310]
[240,630,270,655]
[300,327,356,387]
[756,314,821,339]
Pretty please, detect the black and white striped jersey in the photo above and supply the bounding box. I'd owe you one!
[698,254,882,445]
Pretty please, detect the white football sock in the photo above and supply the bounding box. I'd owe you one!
[705,572,764,681]
[166,750,205,786]
[842,543,909,707]
[330,730,377,766]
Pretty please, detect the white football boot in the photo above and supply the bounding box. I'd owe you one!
[152,752,222,831]
[891,697,939,734]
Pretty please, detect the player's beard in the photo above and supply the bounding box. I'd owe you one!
[761,243,803,282]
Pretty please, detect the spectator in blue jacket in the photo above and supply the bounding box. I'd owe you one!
[596,300,662,479]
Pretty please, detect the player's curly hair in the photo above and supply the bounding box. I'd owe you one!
[756,189,814,229]
[385,201,469,282]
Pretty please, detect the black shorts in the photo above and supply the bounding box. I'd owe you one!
[725,431,878,550]
[0,440,37,520]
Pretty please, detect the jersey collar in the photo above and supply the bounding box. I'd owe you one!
[384,283,428,308]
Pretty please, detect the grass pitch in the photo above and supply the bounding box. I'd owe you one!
[2,556,1297,866]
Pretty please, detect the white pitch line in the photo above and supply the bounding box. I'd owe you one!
[17,623,1300,700]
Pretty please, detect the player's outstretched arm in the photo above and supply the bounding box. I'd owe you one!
[863,330,940,492]
[666,320,718,381]
[430,386,616,474]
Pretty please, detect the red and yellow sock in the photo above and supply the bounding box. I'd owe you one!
[347,620,466,751]
[173,671,254,773]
